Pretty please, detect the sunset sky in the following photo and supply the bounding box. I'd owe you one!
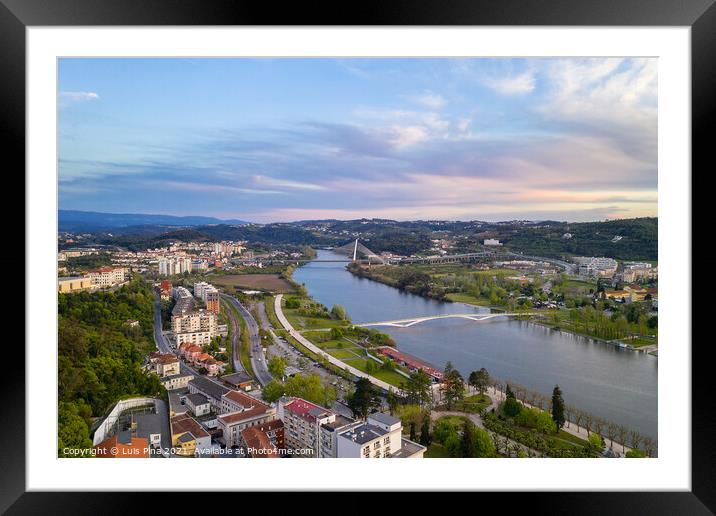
[58,57,657,223]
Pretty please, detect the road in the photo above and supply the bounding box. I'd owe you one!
[221,294,273,386]
[273,294,399,394]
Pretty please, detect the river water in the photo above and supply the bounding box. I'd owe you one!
[293,250,658,439]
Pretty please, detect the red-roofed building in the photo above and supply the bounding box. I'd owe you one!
[277,397,336,456]
[377,347,443,381]
[240,424,282,458]
[94,434,149,458]
[217,393,277,447]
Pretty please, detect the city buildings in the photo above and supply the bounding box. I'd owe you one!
[240,424,281,458]
[87,267,127,288]
[93,434,149,458]
[217,395,278,448]
[336,412,426,459]
[158,256,193,276]
[58,276,93,293]
[194,282,221,313]
[153,353,180,377]
[161,373,194,391]
[574,256,619,278]
[278,397,337,457]
[171,309,218,346]
[188,376,231,413]
[170,413,212,457]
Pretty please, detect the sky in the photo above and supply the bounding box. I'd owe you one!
[58,58,657,223]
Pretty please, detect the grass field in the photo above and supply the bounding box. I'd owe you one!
[282,307,346,330]
[209,274,295,293]
[445,292,492,307]
[326,348,362,360]
[347,359,407,387]
[424,443,450,458]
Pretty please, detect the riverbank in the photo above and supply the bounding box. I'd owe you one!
[348,265,658,356]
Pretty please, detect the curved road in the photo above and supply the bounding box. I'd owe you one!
[221,294,273,386]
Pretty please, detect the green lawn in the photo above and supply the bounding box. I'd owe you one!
[445,292,492,307]
[456,394,492,413]
[424,443,450,458]
[327,348,362,360]
[348,359,407,387]
[283,307,346,330]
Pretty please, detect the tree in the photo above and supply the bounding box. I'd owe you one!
[587,432,604,456]
[346,377,380,420]
[284,373,335,407]
[502,384,522,418]
[419,416,432,446]
[267,356,286,379]
[461,419,477,458]
[625,448,647,458]
[468,368,490,397]
[551,384,566,430]
[402,369,432,406]
[386,389,399,415]
[330,304,350,322]
[261,380,285,403]
[409,422,417,441]
[442,361,465,410]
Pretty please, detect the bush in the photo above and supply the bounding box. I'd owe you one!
[503,397,523,418]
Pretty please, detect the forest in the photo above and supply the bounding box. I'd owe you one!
[57,277,163,455]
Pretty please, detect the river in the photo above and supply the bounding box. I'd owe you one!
[293,250,658,439]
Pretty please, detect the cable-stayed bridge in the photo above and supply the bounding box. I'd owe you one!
[232,239,511,265]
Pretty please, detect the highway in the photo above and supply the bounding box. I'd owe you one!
[221,294,273,386]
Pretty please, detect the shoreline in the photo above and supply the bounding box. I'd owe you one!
[346,266,658,357]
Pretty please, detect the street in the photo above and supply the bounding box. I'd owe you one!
[221,294,273,386]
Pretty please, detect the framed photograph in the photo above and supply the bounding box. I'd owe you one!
[6,0,710,510]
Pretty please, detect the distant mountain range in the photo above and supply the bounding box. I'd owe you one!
[58,210,250,231]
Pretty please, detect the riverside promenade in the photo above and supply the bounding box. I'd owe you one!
[274,294,399,394]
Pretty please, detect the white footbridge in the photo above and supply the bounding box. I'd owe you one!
[356,312,539,328]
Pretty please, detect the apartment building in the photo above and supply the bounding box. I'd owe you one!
[217,394,278,448]
[159,256,193,276]
[194,282,221,314]
[574,256,619,278]
[87,267,127,288]
[277,397,337,457]
[172,309,218,345]
[188,376,231,413]
[172,310,218,334]
[336,412,425,459]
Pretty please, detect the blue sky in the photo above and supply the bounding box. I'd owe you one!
[58,58,657,223]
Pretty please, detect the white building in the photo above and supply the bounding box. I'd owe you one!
[185,393,212,417]
[87,267,127,288]
[171,309,218,335]
[336,413,425,459]
[483,238,502,246]
[574,256,618,278]
[159,256,193,276]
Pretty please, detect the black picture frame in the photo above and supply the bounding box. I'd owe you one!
[3,0,710,512]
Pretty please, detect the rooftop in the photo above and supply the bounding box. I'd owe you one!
[339,423,388,445]
[284,398,332,422]
[389,438,427,458]
[185,393,209,406]
[189,376,230,401]
[368,412,401,427]
[221,371,253,386]
[170,414,210,439]
[218,405,272,425]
